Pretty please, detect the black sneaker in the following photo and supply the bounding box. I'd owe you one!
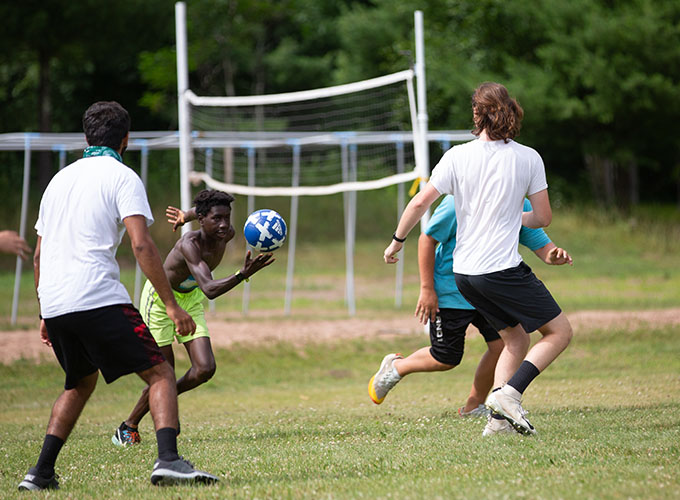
[150,457,219,486]
[18,467,59,491]
[112,421,141,447]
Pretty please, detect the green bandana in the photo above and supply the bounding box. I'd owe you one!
[83,146,122,163]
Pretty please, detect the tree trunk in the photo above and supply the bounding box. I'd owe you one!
[585,153,616,207]
[37,50,53,191]
[627,160,639,207]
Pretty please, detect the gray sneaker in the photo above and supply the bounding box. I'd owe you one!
[18,467,59,491]
[458,404,490,418]
[368,353,403,404]
[150,457,219,486]
[485,387,536,435]
[482,415,517,437]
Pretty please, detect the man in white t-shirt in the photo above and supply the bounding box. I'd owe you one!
[383,82,573,437]
[19,101,218,491]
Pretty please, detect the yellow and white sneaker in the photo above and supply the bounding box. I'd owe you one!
[368,353,403,404]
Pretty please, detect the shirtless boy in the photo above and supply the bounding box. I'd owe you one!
[113,189,274,445]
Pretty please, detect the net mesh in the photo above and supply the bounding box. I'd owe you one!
[187,74,417,193]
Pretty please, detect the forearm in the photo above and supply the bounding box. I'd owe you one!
[533,242,557,264]
[200,274,246,300]
[395,193,432,240]
[417,234,437,290]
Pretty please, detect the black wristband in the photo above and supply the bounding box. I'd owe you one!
[392,233,407,243]
[235,270,250,283]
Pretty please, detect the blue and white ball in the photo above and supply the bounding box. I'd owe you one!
[243,209,287,252]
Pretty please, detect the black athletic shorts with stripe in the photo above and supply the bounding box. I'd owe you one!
[429,308,501,366]
[45,304,166,390]
[454,261,561,334]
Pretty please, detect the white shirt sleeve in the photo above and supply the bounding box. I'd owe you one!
[527,152,548,196]
[116,171,154,226]
[428,149,455,196]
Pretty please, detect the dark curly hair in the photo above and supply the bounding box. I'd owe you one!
[471,82,524,143]
[82,101,131,149]
[193,189,235,216]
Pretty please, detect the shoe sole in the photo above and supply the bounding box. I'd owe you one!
[151,471,219,486]
[485,394,536,436]
[367,354,400,405]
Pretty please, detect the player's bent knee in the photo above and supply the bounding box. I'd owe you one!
[194,363,216,383]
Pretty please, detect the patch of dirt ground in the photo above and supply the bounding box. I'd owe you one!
[1,308,679,365]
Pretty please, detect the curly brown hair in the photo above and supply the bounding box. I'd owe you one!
[471,82,524,143]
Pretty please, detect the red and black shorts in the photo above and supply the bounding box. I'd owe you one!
[44,304,166,390]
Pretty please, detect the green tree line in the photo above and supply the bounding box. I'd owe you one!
[2,0,680,209]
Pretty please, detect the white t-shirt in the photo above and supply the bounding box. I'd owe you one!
[35,156,154,318]
[429,139,548,275]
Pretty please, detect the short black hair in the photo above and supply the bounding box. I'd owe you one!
[193,189,235,216]
[82,101,131,150]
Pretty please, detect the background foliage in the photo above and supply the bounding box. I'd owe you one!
[1,0,680,256]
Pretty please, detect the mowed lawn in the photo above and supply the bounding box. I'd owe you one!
[1,322,679,499]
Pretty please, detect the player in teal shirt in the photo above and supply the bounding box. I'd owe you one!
[369,196,572,427]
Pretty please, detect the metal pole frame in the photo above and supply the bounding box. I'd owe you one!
[242,146,256,315]
[284,143,300,315]
[11,134,33,325]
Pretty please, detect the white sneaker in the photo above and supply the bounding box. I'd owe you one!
[368,353,403,404]
[482,415,517,436]
[485,386,536,435]
[458,404,490,418]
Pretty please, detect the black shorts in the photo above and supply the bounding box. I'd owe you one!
[45,304,166,390]
[429,308,501,366]
[454,261,562,334]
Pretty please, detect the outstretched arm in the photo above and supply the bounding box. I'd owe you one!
[415,232,439,325]
[124,215,196,335]
[180,239,275,300]
[384,183,442,263]
[533,242,573,266]
[166,206,198,232]
[0,230,32,260]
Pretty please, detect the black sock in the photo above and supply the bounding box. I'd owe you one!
[36,434,64,477]
[156,427,180,462]
[507,360,540,394]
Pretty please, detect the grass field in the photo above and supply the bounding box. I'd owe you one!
[1,323,679,499]
[1,205,679,498]
[2,205,680,327]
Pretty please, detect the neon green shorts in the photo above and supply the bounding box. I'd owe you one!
[139,280,210,347]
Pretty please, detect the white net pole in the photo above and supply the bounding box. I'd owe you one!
[415,10,430,231]
[175,1,192,235]
[242,147,255,315]
[11,135,32,325]
[284,144,300,315]
[134,141,149,307]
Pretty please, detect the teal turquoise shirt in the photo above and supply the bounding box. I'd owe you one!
[426,196,551,310]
